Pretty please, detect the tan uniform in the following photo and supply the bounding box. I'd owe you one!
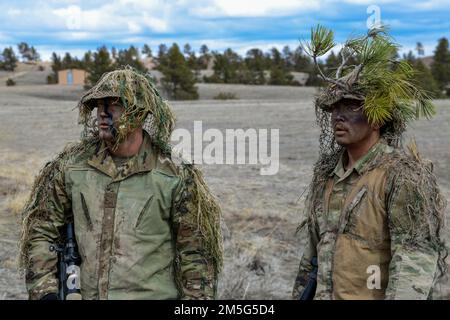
[293,140,447,300]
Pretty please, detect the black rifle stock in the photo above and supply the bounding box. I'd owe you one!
[299,257,318,300]
[49,222,82,300]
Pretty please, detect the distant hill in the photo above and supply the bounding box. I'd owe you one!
[0,62,52,86]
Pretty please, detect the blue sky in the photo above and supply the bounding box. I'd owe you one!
[0,0,449,60]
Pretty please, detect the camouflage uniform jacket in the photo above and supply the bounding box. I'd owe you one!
[24,133,219,300]
[293,140,447,300]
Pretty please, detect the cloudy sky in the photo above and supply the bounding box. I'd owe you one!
[0,0,449,60]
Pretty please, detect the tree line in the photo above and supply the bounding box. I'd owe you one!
[0,42,40,71]
[1,38,450,99]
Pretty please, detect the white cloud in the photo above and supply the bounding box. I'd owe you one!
[192,0,320,17]
[340,0,450,10]
[53,5,83,30]
[47,1,171,33]
[342,0,399,4]
[57,31,92,40]
[412,0,450,10]
[1,0,449,62]
[127,21,142,33]
[7,8,21,16]
[142,14,169,33]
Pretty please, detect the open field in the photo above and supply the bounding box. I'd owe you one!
[1,83,449,299]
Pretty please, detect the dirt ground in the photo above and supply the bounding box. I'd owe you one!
[1,83,449,300]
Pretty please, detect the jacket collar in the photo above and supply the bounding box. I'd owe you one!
[332,139,392,180]
[87,132,157,181]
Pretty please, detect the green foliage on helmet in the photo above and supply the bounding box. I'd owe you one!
[303,24,436,128]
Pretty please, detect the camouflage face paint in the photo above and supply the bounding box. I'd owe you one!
[97,98,123,142]
[103,98,118,139]
[330,100,373,147]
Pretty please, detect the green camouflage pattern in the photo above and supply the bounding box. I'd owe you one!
[23,133,220,300]
[293,140,448,300]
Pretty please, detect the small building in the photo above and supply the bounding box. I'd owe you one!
[58,69,86,85]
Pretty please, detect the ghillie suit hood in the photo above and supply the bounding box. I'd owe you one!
[19,67,223,278]
[77,66,175,154]
[304,25,436,174]
[300,25,447,283]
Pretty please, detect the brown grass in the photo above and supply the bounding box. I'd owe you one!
[0,149,45,215]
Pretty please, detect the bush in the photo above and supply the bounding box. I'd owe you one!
[6,78,16,86]
[46,74,57,84]
[214,92,238,100]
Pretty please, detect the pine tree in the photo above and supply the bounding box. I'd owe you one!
[198,44,211,69]
[183,43,197,70]
[17,42,39,62]
[0,47,18,71]
[115,45,147,72]
[157,44,168,67]
[431,37,450,93]
[282,46,293,70]
[403,50,416,64]
[416,42,425,56]
[292,46,312,72]
[47,52,62,83]
[86,46,114,87]
[51,52,62,72]
[183,44,192,57]
[414,59,440,97]
[159,43,198,100]
[62,52,74,68]
[269,47,293,85]
[83,51,93,70]
[142,44,152,58]
[111,47,118,60]
[208,48,241,83]
[245,48,266,84]
[401,51,439,96]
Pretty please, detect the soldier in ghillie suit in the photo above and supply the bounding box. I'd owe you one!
[19,67,223,300]
[292,26,448,300]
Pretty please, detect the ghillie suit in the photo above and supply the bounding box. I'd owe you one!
[19,66,223,300]
[293,26,448,300]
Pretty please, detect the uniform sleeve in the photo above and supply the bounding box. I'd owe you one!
[171,167,222,300]
[384,167,445,300]
[292,190,319,300]
[292,205,320,299]
[22,161,72,300]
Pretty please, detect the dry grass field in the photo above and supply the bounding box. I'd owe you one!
[0,82,449,300]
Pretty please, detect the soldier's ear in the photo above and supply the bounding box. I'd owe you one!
[371,122,381,131]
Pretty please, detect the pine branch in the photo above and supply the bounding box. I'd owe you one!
[313,56,346,89]
[336,48,353,78]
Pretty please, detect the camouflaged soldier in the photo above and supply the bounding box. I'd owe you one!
[20,67,223,300]
[292,26,448,300]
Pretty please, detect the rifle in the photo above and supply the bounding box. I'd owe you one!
[299,257,318,300]
[49,222,82,300]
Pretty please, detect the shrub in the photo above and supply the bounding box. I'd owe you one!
[214,92,238,100]
[6,78,16,86]
[46,74,57,84]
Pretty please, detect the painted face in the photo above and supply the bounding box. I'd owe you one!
[331,99,374,147]
[96,98,124,142]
